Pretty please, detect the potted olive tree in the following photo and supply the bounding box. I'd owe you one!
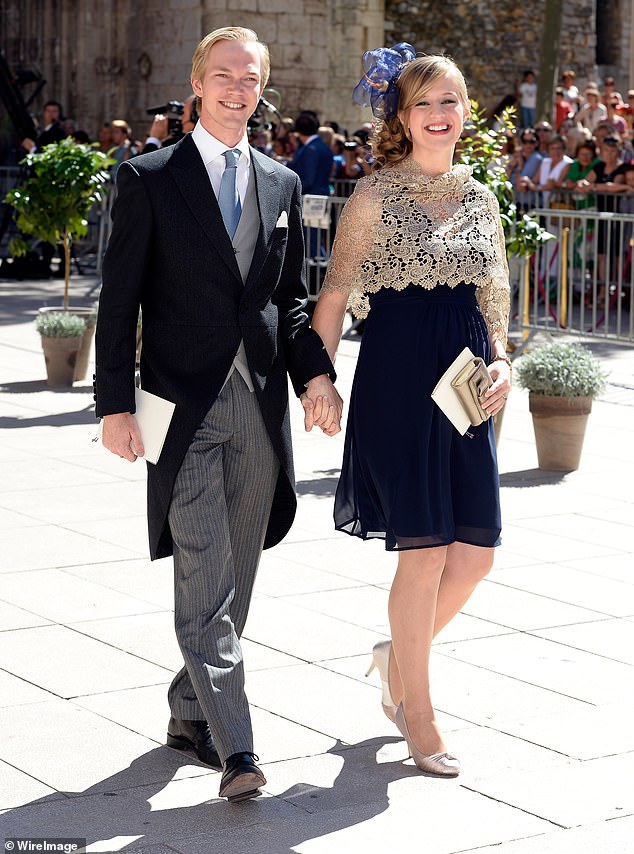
[5,138,112,382]
[35,311,86,387]
[515,341,608,470]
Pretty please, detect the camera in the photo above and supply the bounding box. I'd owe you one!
[146,99,185,135]
[344,140,358,150]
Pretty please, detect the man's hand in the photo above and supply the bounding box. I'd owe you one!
[301,374,344,436]
[101,412,144,462]
[22,137,36,152]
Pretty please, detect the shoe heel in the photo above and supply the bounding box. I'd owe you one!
[365,657,377,678]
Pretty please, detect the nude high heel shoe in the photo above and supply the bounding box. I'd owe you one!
[365,639,398,723]
[395,704,460,778]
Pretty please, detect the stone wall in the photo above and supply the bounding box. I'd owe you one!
[384,0,599,117]
[1,0,632,153]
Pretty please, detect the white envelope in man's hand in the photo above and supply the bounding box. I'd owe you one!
[275,211,288,229]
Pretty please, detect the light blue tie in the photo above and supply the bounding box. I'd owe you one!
[218,148,242,238]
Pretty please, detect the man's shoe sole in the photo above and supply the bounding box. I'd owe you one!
[219,771,266,802]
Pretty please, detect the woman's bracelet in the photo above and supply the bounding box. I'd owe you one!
[490,354,513,370]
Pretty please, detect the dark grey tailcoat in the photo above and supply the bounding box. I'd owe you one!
[95,133,334,559]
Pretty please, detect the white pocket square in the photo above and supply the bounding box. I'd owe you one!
[275,211,288,229]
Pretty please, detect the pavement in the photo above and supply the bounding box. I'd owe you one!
[0,272,633,854]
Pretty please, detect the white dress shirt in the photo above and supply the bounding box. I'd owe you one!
[191,121,254,392]
[191,121,250,205]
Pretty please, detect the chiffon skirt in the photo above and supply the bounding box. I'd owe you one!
[334,283,502,551]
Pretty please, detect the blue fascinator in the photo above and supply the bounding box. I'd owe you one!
[352,42,417,120]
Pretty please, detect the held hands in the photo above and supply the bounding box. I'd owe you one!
[482,361,511,417]
[102,412,145,462]
[301,374,344,437]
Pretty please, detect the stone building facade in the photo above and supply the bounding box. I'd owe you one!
[0,0,632,151]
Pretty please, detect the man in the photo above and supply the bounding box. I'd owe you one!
[289,112,333,258]
[289,111,334,197]
[22,99,67,152]
[95,27,341,802]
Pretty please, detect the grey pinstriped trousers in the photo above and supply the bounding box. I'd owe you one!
[167,371,279,762]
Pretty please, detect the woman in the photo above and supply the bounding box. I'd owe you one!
[506,128,542,210]
[591,136,628,299]
[311,49,511,777]
[564,140,600,209]
[520,134,572,207]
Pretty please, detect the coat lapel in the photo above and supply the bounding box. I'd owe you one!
[166,135,241,283]
[245,147,282,291]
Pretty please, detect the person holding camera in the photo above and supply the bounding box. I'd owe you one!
[142,95,198,152]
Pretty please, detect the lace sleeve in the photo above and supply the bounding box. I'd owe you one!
[476,192,510,348]
[320,179,382,318]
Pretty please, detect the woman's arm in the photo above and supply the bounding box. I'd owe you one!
[595,173,627,193]
[311,290,348,364]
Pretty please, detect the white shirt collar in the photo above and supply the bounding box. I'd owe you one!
[191,121,250,165]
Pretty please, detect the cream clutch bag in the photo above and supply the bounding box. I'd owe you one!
[431,347,492,435]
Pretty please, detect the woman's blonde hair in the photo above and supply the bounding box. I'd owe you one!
[372,54,469,170]
[191,27,270,109]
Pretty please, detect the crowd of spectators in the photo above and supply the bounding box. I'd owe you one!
[18,95,376,195]
[16,69,634,291]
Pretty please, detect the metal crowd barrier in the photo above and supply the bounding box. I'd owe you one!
[302,190,634,344]
[518,208,633,342]
[302,195,348,302]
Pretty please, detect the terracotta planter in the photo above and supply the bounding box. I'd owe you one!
[38,306,96,381]
[41,335,81,387]
[528,393,593,471]
[73,319,95,381]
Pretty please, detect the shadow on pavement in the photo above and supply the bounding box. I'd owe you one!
[499,468,569,488]
[0,405,95,429]
[296,469,340,498]
[0,737,423,853]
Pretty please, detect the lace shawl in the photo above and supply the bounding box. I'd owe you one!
[321,158,510,345]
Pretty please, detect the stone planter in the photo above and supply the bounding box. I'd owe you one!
[41,335,81,387]
[528,393,593,471]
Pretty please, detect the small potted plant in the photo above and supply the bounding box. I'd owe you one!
[35,311,87,387]
[5,139,112,384]
[515,341,608,470]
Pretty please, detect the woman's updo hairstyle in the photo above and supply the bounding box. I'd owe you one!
[372,54,469,171]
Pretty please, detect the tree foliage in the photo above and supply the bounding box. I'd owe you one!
[5,138,113,308]
[458,102,554,257]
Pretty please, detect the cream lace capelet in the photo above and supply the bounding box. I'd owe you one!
[321,159,510,345]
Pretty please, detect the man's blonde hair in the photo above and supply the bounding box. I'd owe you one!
[191,27,270,90]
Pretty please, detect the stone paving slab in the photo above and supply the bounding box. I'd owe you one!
[1,274,633,852]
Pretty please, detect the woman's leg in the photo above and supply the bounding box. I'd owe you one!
[388,543,494,722]
[433,542,494,636]
[388,546,447,755]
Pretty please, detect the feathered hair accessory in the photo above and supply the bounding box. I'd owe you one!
[352,42,416,120]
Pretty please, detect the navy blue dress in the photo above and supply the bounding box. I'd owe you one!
[334,282,502,551]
